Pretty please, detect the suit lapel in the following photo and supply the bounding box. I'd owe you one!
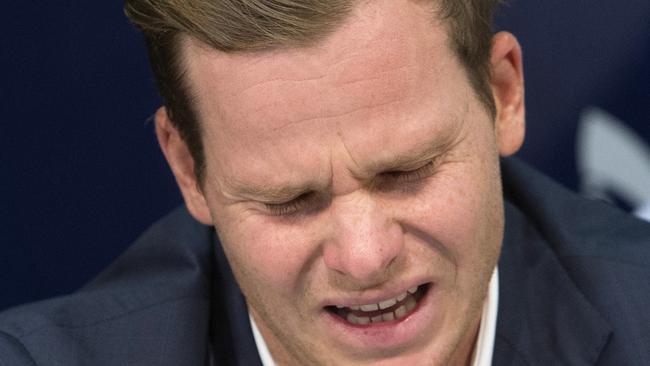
[494,201,612,365]
[209,231,263,366]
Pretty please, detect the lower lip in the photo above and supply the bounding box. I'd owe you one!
[321,284,435,351]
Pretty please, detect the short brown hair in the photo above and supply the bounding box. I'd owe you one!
[124,0,502,183]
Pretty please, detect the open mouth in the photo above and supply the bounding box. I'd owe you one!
[325,284,430,325]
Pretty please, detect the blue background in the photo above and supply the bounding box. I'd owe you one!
[2,1,649,311]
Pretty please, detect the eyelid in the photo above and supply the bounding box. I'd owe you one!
[387,160,433,174]
[263,192,316,217]
[374,158,439,189]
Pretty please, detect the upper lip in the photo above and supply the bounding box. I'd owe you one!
[320,279,430,308]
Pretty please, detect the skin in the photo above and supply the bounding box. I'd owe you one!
[156,0,525,364]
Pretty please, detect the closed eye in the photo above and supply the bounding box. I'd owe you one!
[374,159,438,191]
[264,192,319,217]
[383,161,435,180]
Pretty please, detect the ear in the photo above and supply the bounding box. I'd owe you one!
[490,32,525,156]
[155,107,213,225]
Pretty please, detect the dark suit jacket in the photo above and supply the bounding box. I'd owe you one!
[1,158,649,365]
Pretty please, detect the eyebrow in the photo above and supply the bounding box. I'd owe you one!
[362,127,460,175]
[225,179,320,203]
[374,139,452,172]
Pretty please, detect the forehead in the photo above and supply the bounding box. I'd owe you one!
[181,0,467,184]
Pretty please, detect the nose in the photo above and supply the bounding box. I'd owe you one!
[323,193,404,286]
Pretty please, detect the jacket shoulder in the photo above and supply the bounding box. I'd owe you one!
[501,158,650,363]
[0,207,214,365]
[502,157,650,265]
[0,330,35,365]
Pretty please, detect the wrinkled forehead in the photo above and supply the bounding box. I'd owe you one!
[182,0,450,132]
[177,0,466,187]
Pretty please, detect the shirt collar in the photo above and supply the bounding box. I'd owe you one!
[250,267,499,366]
[471,267,499,366]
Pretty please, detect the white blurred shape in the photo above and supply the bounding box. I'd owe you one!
[635,203,650,222]
[576,107,650,222]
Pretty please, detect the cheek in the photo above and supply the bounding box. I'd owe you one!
[401,157,503,266]
[216,213,320,299]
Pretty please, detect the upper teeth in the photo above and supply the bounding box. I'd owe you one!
[347,286,418,313]
[344,288,419,325]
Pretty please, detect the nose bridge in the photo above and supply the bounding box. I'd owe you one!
[324,192,404,284]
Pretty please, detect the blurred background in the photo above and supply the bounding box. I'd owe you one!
[1,1,649,311]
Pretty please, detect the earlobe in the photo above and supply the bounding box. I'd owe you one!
[490,32,526,157]
[155,107,213,225]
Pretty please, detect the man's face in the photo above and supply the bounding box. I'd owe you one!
[173,0,522,364]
